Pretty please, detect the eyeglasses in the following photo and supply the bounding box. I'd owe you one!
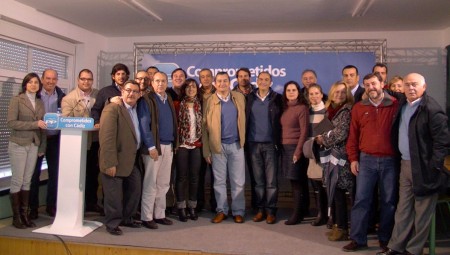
[124,89,140,95]
[79,78,93,82]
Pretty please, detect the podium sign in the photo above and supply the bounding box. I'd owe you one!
[34,115,102,237]
[44,113,94,129]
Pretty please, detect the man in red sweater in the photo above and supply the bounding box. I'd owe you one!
[343,73,399,253]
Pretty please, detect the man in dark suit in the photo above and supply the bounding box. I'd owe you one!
[91,63,130,126]
[29,68,65,219]
[99,80,142,235]
[342,65,364,103]
[300,69,328,102]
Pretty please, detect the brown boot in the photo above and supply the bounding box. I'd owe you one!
[325,224,337,237]
[10,192,26,229]
[20,190,36,228]
[328,227,349,241]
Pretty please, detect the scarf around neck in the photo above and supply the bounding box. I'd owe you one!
[178,97,202,146]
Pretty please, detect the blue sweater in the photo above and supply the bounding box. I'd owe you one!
[155,95,174,144]
[248,98,272,142]
[220,99,239,144]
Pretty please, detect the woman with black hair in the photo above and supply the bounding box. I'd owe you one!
[175,78,203,222]
[280,81,309,225]
[7,72,47,229]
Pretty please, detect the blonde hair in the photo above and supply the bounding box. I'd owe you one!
[388,76,403,88]
[325,81,354,109]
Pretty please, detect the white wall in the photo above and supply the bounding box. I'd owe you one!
[0,0,107,90]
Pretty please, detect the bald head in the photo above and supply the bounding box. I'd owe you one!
[403,73,426,102]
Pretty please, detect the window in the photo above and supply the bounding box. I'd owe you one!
[0,39,28,73]
[0,37,71,179]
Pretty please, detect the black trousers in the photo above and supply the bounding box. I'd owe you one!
[334,187,348,230]
[85,141,100,207]
[175,147,201,207]
[30,135,60,209]
[101,162,142,229]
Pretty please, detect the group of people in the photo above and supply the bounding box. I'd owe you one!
[7,62,449,255]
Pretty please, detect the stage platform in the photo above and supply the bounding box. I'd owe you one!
[0,207,449,255]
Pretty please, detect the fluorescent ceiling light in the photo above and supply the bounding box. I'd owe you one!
[352,0,376,17]
[119,0,162,21]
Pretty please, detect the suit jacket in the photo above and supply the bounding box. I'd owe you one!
[353,85,365,103]
[61,87,98,117]
[99,102,139,177]
[61,87,99,148]
[7,93,47,154]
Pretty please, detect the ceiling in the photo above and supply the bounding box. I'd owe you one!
[15,0,450,37]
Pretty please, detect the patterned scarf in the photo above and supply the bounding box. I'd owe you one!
[327,103,344,121]
[178,97,202,146]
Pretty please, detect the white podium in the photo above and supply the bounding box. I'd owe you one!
[33,125,103,237]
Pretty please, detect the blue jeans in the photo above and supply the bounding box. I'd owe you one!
[249,142,278,214]
[211,142,246,216]
[350,152,398,245]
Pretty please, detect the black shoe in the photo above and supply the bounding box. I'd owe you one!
[284,214,302,225]
[311,216,328,226]
[154,218,173,225]
[178,208,188,222]
[142,220,158,229]
[106,226,123,235]
[29,208,38,220]
[120,221,142,228]
[376,249,404,255]
[188,208,198,220]
[342,240,368,252]
[379,241,389,253]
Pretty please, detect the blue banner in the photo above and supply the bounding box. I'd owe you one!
[44,113,94,129]
[142,52,375,94]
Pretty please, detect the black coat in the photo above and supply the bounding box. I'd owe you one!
[353,85,365,103]
[391,93,450,196]
[245,88,282,148]
[55,86,66,108]
[91,83,121,124]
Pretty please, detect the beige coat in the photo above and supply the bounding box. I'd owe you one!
[202,91,246,158]
[61,87,99,148]
[61,87,98,117]
[7,93,46,154]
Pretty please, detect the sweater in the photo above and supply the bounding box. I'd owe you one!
[280,100,309,159]
[202,91,246,158]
